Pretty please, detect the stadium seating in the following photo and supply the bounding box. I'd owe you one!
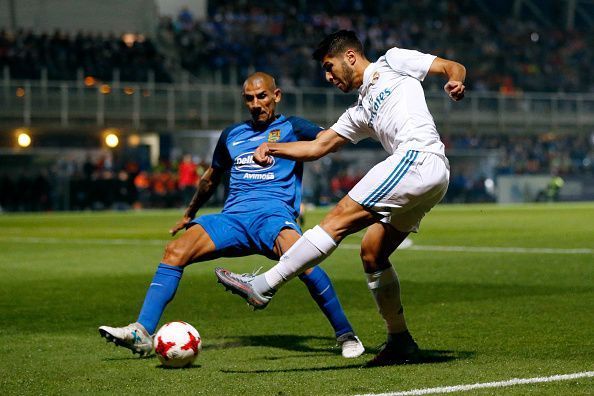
[1,1,593,211]
[2,1,592,92]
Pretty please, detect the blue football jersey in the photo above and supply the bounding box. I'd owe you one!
[211,115,322,218]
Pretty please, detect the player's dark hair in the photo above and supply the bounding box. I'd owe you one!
[312,30,364,61]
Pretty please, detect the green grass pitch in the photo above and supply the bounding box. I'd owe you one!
[0,203,593,395]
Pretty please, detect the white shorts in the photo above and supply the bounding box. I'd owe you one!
[348,150,450,232]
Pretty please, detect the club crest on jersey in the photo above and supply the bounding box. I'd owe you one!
[268,129,281,142]
[371,71,380,85]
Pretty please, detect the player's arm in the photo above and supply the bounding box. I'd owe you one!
[169,167,223,236]
[254,129,349,165]
[428,57,466,101]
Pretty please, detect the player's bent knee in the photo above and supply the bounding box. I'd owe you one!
[319,212,357,241]
[360,247,391,273]
[162,241,189,267]
[359,249,373,267]
[320,197,377,241]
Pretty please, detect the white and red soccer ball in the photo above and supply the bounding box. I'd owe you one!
[154,321,202,368]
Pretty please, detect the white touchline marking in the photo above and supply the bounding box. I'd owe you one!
[1,236,165,246]
[341,244,592,255]
[1,237,592,255]
[355,371,594,396]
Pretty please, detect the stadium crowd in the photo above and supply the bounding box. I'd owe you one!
[172,0,594,93]
[1,1,593,212]
[320,132,594,205]
[444,133,593,175]
[0,28,172,82]
[0,155,210,212]
[160,0,594,92]
[2,132,591,212]
[1,1,592,93]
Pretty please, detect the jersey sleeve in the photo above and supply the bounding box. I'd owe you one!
[287,116,323,141]
[384,47,436,81]
[330,105,372,144]
[211,126,233,170]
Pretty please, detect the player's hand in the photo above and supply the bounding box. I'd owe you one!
[169,215,192,236]
[444,80,465,101]
[254,143,274,166]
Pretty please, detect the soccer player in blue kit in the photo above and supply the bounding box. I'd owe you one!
[99,72,364,359]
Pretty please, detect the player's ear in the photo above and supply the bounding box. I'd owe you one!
[274,88,282,103]
[345,49,357,66]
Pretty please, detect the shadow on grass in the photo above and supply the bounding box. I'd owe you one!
[102,355,203,370]
[102,335,474,372]
[220,350,472,373]
[221,363,364,373]
[156,363,202,370]
[204,334,338,354]
[102,354,155,361]
[100,334,336,365]
[363,349,475,367]
[213,334,474,373]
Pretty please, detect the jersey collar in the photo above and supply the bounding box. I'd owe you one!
[269,114,286,127]
[249,114,285,131]
[359,62,378,97]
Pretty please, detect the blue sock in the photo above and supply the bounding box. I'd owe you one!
[299,266,353,338]
[137,263,183,334]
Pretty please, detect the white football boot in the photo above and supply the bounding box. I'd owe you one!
[99,322,153,356]
[337,333,365,358]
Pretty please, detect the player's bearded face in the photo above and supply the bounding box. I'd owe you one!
[322,55,355,93]
[243,86,279,126]
[251,96,274,125]
[339,60,355,92]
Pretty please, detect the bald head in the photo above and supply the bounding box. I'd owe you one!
[242,72,282,128]
[243,72,277,91]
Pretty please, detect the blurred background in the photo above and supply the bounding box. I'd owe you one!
[0,0,593,212]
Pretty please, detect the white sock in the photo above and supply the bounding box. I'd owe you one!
[367,266,408,334]
[264,225,337,289]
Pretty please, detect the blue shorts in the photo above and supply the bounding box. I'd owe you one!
[190,208,302,259]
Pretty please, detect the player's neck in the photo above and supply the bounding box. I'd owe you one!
[353,59,371,89]
[252,114,279,130]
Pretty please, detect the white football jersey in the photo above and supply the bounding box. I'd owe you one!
[330,47,445,156]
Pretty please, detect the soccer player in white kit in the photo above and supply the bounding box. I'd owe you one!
[216,30,466,367]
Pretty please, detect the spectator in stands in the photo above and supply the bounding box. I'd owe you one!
[177,7,195,31]
[113,170,134,210]
[178,154,199,206]
[133,171,151,209]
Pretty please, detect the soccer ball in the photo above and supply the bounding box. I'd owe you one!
[154,321,202,368]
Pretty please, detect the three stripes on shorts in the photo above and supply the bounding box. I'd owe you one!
[362,150,419,207]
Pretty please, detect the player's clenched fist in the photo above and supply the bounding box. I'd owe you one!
[444,80,465,101]
[254,142,274,166]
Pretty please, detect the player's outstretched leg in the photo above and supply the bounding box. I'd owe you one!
[99,322,153,356]
[215,267,275,309]
[99,263,183,355]
[215,226,337,308]
[299,266,364,358]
